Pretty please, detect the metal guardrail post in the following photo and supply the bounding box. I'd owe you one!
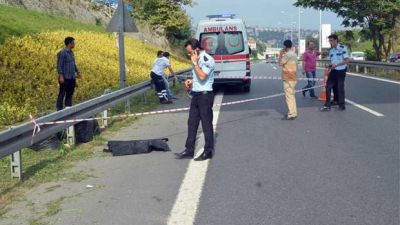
[125,99,131,113]
[356,65,359,73]
[66,124,75,147]
[10,150,22,180]
[101,110,109,128]
[172,76,177,87]
[143,93,147,105]
[364,66,368,74]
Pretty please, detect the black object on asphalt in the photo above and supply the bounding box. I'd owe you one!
[105,138,171,156]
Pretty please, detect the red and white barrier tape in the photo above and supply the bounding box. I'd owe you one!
[174,74,324,82]
[30,85,324,140]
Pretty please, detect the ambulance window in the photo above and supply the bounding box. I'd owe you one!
[200,32,244,55]
[200,33,218,55]
[224,32,244,55]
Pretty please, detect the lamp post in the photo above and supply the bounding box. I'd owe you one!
[319,10,322,59]
[298,8,304,51]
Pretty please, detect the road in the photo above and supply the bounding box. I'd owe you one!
[5,62,399,225]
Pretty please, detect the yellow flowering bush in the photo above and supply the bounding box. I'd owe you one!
[0,31,190,126]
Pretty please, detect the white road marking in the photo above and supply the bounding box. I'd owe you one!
[345,99,385,117]
[167,93,224,225]
[269,63,278,70]
[347,72,400,85]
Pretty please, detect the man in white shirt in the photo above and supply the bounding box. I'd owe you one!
[150,51,174,104]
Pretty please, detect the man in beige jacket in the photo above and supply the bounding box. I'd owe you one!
[279,40,298,120]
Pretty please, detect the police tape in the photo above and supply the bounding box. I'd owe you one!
[173,74,324,82]
[30,84,324,139]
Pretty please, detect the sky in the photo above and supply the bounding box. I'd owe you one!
[184,0,347,31]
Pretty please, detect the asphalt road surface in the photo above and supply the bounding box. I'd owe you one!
[15,62,399,225]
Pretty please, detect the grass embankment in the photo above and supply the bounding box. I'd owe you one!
[0,4,104,43]
[0,5,190,127]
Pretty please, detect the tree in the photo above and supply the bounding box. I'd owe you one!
[129,0,193,46]
[294,0,400,61]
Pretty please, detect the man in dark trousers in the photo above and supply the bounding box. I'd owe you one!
[175,38,215,161]
[56,37,81,111]
[320,34,351,112]
[150,50,173,104]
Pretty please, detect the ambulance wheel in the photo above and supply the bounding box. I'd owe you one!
[242,84,251,92]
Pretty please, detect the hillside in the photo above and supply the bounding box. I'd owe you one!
[0,4,104,43]
[0,0,110,26]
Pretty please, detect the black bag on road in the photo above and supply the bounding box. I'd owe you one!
[106,138,171,156]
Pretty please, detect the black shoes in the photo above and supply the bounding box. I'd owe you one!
[310,95,318,99]
[174,150,213,161]
[302,90,306,97]
[320,106,331,112]
[338,105,346,111]
[174,150,194,159]
[194,151,213,161]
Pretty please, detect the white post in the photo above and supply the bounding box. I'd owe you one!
[101,110,108,128]
[298,8,301,53]
[10,151,22,180]
[66,123,75,147]
[319,10,322,59]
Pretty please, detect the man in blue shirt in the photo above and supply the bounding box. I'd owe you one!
[175,38,215,161]
[320,34,351,111]
[56,37,81,111]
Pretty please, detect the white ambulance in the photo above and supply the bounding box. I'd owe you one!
[196,14,251,92]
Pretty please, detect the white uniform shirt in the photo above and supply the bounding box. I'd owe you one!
[329,44,349,70]
[151,57,170,76]
[192,51,215,92]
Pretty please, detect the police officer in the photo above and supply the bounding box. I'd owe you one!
[320,34,351,112]
[175,38,215,161]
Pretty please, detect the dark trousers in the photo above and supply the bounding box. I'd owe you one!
[302,71,317,97]
[56,78,76,111]
[185,92,215,153]
[150,72,168,101]
[325,69,346,107]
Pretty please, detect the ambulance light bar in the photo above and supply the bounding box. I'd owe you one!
[206,14,236,19]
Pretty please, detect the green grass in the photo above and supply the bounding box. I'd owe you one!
[0,4,104,43]
[45,196,65,217]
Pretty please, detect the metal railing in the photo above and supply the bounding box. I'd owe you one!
[317,60,400,78]
[0,68,192,179]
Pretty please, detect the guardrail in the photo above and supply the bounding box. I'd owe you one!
[0,68,192,179]
[317,60,400,78]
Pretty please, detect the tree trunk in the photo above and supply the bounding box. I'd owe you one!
[370,26,382,61]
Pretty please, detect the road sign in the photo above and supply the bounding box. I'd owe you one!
[299,39,306,55]
[106,0,138,112]
[106,2,138,33]
[321,24,331,48]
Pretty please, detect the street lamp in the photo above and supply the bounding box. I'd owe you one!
[319,10,322,59]
[298,8,304,53]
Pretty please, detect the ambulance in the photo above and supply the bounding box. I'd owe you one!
[196,14,251,92]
